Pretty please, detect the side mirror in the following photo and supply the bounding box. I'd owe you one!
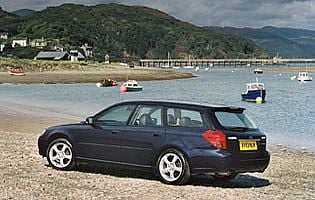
[86,116,94,124]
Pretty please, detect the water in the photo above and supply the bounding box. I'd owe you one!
[0,67,314,151]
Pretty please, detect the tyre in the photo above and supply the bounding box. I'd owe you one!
[156,148,190,185]
[212,172,238,181]
[47,138,75,170]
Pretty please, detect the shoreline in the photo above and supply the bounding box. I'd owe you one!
[0,68,194,84]
[0,106,314,199]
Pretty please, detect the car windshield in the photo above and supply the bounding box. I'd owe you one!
[214,111,257,130]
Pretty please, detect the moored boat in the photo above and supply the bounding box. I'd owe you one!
[241,79,266,103]
[8,69,26,76]
[96,79,118,87]
[297,71,312,82]
[120,80,143,92]
[253,68,263,74]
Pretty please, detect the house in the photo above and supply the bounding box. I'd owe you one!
[30,38,47,48]
[69,50,85,61]
[34,51,85,61]
[0,44,5,52]
[12,38,28,47]
[80,43,93,59]
[0,32,8,40]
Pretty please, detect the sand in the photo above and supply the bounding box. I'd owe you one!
[0,102,314,199]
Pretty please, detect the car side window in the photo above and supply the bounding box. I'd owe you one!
[131,105,162,127]
[95,104,135,126]
[167,108,204,128]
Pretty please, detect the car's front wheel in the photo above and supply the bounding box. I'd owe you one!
[47,138,75,170]
[156,149,190,185]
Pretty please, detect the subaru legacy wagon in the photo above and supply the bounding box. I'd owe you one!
[38,100,270,184]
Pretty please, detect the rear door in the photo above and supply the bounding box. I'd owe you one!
[120,104,165,167]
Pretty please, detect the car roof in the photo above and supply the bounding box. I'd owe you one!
[116,99,244,111]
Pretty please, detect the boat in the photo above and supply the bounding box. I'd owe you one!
[120,80,143,92]
[8,69,25,76]
[241,78,266,103]
[96,79,118,87]
[253,68,263,74]
[297,71,312,82]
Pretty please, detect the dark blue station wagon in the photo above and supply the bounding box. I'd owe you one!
[38,100,270,184]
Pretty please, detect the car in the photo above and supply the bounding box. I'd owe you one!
[38,100,270,184]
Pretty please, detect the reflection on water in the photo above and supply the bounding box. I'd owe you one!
[0,68,314,151]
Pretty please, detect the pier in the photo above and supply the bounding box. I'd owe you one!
[139,58,315,67]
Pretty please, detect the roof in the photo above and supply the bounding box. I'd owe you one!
[113,99,244,110]
[35,51,85,60]
[35,51,69,60]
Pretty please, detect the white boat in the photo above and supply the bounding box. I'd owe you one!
[254,68,263,74]
[120,80,143,92]
[297,72,312,82]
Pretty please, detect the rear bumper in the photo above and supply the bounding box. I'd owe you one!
[189,149,270,175]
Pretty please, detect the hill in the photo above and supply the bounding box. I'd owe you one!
[0,7,21,34]
[0,4,267,61]
[205,26,315,58]
[11,9,35,17]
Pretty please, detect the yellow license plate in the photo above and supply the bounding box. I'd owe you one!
[239,140,257,151]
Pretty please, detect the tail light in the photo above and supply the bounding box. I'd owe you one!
[202,130,227,150]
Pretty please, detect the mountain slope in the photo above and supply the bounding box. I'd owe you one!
[0,7,21,34]
[205,26,315,58]
[11,9,35,17]
[1,4,267,60]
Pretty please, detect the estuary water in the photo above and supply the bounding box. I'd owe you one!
[0,67,314,151]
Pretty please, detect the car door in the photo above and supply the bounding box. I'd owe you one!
[75,104,136,162]
[120,104,166,167]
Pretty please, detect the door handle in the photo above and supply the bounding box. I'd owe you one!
[152,133,162,137]
[111,131,119,134]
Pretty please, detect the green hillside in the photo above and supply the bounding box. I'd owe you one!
[0,4,268,61]
[205,26,315,58]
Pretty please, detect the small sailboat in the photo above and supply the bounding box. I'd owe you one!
[162,52,172,68]
[241,78,266,103]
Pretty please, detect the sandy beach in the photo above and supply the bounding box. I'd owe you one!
[0,102,314,200]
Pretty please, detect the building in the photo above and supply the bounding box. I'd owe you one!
[12,38,28,48]
[81,43,93,59]
[0,32,8,40]
[0,44,5,52]
[70,50,85,62]
[30,38,47,48]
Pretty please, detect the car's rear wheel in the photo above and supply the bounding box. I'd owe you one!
[156,149,190,185]
[47,138,75,170]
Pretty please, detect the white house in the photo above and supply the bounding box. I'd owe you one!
[0,44,5,52]
[12,38,28,48]
[0,32,8,40]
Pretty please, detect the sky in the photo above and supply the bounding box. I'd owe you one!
[1,0,315,30]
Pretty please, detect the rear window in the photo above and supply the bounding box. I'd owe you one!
[214,111,257,130]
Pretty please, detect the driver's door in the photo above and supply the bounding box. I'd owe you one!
[75,104,136,162]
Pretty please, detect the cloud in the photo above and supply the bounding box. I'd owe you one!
[1,0,315,30]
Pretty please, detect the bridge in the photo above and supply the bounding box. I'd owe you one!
[139,58,315,67]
